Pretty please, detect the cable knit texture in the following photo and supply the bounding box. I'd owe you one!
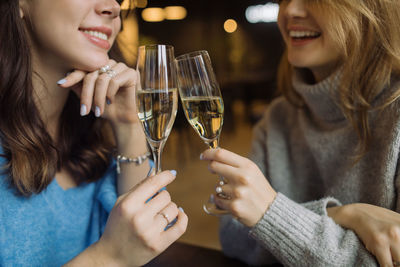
[219,70,400,266]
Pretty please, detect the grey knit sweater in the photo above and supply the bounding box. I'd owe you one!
[219,70,400,266]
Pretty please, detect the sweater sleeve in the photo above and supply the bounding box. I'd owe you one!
[250,193,377,266]
[220,194,378,266]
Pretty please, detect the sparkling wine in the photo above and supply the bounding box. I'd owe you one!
[137,88,178,146]
[181,96,224,144]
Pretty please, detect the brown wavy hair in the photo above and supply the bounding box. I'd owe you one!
[0,0,129,196]
[278,0,400,157]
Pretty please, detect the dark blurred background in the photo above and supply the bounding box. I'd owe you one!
[120,0,284,128]
[119,0,286,249]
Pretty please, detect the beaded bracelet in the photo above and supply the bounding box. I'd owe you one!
[116,151,151,174]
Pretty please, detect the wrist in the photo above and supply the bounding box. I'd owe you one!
[112,123,147,153]
[90,240,129,267]
[64,240,127,267]
[327,204,355,229]
[112,122,143,139]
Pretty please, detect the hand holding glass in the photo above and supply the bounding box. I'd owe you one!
[175,50,227,215]
[136,45,178,175]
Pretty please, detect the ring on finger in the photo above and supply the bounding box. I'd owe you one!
[217,192,231,200]
[215,186,231,200]
[105,69,117,78]
[99,65,111,74]
[393,260,400,267]
[218,180,226,186]
[216,186,223,194]
[158,211,170,224]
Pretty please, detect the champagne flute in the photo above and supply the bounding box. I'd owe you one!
[175,50,227,215]
[136,44,178,174]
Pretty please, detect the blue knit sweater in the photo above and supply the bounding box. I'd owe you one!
[0,146,118,266]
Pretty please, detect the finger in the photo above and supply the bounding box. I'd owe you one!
[106,67,137,104]
[373,245,393,267]
[146,190,172,214]
[208,160,246,185]
[215,183,233,200]
[93,60,119,117]
[161,208,188,244]
[154,202,179,231]
[213,194,232,211]
[123,170,177,205]
[79,72,99,116]
[200,148,247,168]
[93,62,120,116]
[57,70,86,88]
[391,245,400,267]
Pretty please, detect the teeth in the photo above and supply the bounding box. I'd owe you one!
[289,31,320,38]
[83,30,108,41]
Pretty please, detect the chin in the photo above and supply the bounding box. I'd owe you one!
[75,54,110,72]
[288,56,317,69]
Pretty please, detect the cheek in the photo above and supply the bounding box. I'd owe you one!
[277,14,290,46]
[114,19,122,38]
[277,15,286,37]
[321,36,343,64]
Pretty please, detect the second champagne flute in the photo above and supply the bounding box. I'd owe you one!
[175,50,228,215]
[136,44,178,175]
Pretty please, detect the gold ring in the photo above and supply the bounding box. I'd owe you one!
[158,211,170,224]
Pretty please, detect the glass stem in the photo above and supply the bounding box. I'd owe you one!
[206,138,225,184]
[150,141,165,175]
[206,138,219,149]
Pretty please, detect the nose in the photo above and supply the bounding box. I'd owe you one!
[96,0,121,19]
[284,0,308,18]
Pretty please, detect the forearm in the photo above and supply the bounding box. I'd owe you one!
[249,193,377,267]
[113,123,150,195]
[63,241,127,267]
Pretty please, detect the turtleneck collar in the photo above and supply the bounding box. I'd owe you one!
[293,68,345,123]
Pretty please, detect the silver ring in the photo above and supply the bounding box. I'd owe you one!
[216,186,223,194]
[215,186,231,200]
[158,211,170,224]
[99,65,111,74]
[105,69,116,78]
[217,192,231,200]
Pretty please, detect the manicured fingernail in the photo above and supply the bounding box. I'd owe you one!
[200,153,204,160]
[106,99,111,105]
[80,104,87,116]
[170,170,177,176]
[178,207,184,213]
[57,78,67,85]
[95,106,101,117]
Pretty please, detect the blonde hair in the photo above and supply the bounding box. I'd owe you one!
[278,0,400,157]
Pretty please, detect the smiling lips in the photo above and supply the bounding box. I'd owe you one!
[79,26,112,50]
[288,30,321,46]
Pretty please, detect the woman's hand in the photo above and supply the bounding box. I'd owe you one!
[200,148,277,227]
[58,60,152,195]
[58,59,139,127]
[88,170,187,266]
[328,204,400,267]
